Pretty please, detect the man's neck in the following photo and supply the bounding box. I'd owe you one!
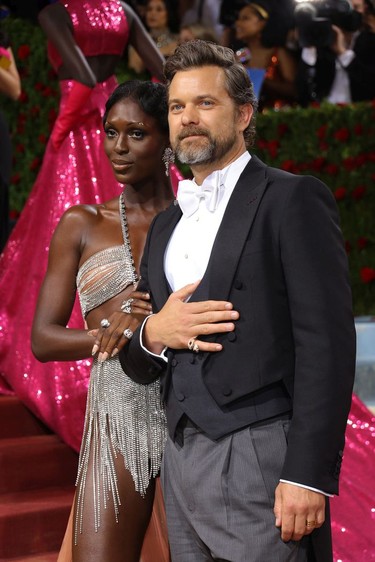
[191,148,247,185]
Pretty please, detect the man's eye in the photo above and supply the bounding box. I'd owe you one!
[170,104,183,112]
[201,100,213,107]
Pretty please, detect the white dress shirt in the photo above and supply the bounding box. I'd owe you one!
[165,151,251,291]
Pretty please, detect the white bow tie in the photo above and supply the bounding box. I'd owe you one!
[177,171,224,217]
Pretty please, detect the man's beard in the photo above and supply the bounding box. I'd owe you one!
[173,126,237,165]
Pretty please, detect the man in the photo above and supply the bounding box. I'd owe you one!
[120,40,355,561]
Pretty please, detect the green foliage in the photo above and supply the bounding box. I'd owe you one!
[2,17,375,314]
[254,103,375,315]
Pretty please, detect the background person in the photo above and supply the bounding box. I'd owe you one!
[0,22,20,250]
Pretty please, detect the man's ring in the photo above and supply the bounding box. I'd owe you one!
[306,520,316,528]
[188,337,199,353]
[123,328,134,340]
[121,298,134,314]
[100,318,110,329]
[188,337,196,351]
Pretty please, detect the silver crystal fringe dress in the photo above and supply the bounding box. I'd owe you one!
[75,194,167,541]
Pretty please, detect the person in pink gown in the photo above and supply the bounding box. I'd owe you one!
[0,0,177,452]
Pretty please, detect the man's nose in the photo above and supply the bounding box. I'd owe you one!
[181,104,199,125]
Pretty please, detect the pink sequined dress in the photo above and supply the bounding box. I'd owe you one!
[0,0,129,451]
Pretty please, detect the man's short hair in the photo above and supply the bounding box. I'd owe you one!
[164,39,258,148]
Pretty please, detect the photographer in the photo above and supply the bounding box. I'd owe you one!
[296,0,375,105]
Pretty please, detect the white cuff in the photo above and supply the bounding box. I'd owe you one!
[139,315,168,362]
[280,479,334,497]
[301,46,317,66]
[337,49,355,68]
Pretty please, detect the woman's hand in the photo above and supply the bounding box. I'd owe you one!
[91,291,152,360]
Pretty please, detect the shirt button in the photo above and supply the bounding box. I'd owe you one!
[195,216,200,222]
[184,253,189,259]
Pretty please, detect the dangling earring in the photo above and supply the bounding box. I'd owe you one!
[162,147,175,177]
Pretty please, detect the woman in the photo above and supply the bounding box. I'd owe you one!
[32,80,174,561]
[235,0,297,109]
[129,0,179,75]
[0,0,169,452]
[0,24,21,250]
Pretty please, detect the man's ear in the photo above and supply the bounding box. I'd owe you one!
[238,103,253,133]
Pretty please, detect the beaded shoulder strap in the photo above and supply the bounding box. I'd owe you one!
[119,193,139,286]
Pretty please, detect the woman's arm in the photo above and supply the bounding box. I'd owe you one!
[263,47,297,100]
[0,48,21,100]
[122,2,165,81]
[31,207,95,362]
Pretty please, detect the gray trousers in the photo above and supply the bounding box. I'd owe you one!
[161,417,309,562]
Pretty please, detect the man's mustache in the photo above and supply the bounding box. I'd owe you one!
[177,127,210,141]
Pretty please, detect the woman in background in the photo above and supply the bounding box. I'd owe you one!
[129,0,179,74]
[0,23,20,250]
[235,0,297,109]
[32,80,174,562]
[0,0,168,453]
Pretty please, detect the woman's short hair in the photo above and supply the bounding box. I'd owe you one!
[103,80,169,135]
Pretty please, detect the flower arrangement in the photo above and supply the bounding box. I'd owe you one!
[1,17,374,314]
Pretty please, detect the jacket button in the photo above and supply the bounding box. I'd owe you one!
[176,392,185,401]
[234,279,243,290]
[171,358,178,367]
[222,387,232,397]
[227,332,236,342]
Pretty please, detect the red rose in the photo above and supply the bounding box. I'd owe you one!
[278,123,289,137]
[9,209,20,220]
[29,157,41,171]
[319,142,329,151]
[334,187,347,201]
[311,157,325,171]
[15,144,25,153]
[19,91,28,103]
[38,134,47,144]
[334,128,350,142]
[267,140,279,158]
[316,124,327,140]
[343,156,356,171]
[17,44,30,60]
[281,160,296,172]
[355,154,367,166]
[360,267,375,283]
[357,237,368,251]
[257,139,268,150]
[351,186,367,200]
[325,163,339,175]
[11,173,21,185]
[354,124,363,135]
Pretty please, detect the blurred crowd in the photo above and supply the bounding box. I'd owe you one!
[2,0,375,111]
[126,0,375,109]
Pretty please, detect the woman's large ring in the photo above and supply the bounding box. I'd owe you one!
[121,298,134,314]
[100,318,110,329]
[123,328,134,340]
[305,520,316,528]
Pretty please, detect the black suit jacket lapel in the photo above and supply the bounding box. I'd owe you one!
[147,202,182,310]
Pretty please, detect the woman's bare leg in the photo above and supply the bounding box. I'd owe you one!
[72,449,155,562]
